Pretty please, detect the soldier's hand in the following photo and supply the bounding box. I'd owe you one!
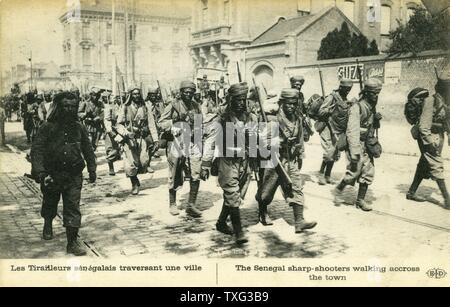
[297,159,303,170]
[88,172,97,184]
[171,126,182,137]
[114,134,124,144]
[153,141,160,152]
[200,168,210,181]
[375,112,383,121]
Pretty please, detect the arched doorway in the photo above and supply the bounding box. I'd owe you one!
[253,64,274,90]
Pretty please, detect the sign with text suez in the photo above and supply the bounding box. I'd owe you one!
[337,64,364,82]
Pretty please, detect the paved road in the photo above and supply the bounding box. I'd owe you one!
[0,122,449,259]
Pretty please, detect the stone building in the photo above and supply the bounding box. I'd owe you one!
[190,0,423,84]
[59,0,192,92]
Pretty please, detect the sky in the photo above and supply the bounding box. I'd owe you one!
[0,0,194,72]
[0,0,67,71]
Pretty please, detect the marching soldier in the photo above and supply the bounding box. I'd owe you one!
[335,78,383,212]
[290,75,313,142]
[406,75,450,209]
[200,82,258,244]
[316,79,354,185]
[104,94,122,176]
[115,87,159,195]
[78,88,104,151]
[146,87,165,123]
[255,89,317,232]
[159,81,203,217]
[31,91,97,256]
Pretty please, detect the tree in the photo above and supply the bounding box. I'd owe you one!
[387,7,449,55]
[317,22,380,60]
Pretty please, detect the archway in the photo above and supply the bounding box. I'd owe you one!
[252,64,274,90]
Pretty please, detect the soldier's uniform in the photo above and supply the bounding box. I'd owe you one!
[78,90,104,151]
[159,81,203,217]
[406,77,450,209]
[145,87,165,168]
[201,82,259,243]
[116,88,159,195]
[255,89,317,233]
[290,75,313,143]
[31,91,96,256]
[336,78,383,211]
[316,79,354,184]
[104,95,122,176]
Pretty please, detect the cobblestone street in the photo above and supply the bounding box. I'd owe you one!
[1,122,449,259]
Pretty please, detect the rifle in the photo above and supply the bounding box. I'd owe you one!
[237,62,242,83]
[318,65,337,146]
[356,59,363,91]
[251,77,293,194]
[156,80,165,104]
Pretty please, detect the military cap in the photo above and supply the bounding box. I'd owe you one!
[290,75,305,83]
[228,82,249,98]
[279,88,299,102]
[408,87,429,100]
[339,78,353,87]
[266,90,278,99]
[101,91,111,97]
[363,78,382,93]
[180,80,196,90]
[90,86,102,94]
[148,87,158,94]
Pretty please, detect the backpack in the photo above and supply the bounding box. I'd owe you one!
[305,94,324,121]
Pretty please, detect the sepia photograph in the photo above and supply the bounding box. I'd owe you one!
[0,0,449,287]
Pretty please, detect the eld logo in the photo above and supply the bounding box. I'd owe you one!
[426,268,447,279]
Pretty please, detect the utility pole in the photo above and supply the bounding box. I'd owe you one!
[112,0,117,96]
[29,50,33,92]
[124,0,129,88]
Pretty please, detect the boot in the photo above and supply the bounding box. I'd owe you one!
[258,202,273,226]
[292,204,317,233]
[147,166,155,173]
[66,227,87,256]
[186,181,202,217]
[108,162,115,176]
[229,207,248,244]
[437,179,450,209]
[169,189,179,216]
[43,219,53,240]
[319,160,326,174]
[216,204,233,235]
[355,183,372,211]
[318,174,327,185]
[325,161,334,184]
[335,180,346,192]
[406,168,425,202]
[130,176,140,195]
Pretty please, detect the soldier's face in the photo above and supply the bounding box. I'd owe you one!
[231,95,247,113]
[44,95,52,102]
[181,88,195,102]
[62,98,79,121]
[367,91,380,105]
[339,86,352,99]
[291,81,304,91]
[90,92,97,101]
[148,93,157,102]
[282,101,296,115]
[131,90,141,103]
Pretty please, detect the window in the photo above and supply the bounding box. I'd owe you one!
[82,22,91,40]
[152,26,158,32]
[173,27,179,33]
[224,0,230,24]
[381,5,391,35]
[82,48,91,68]
[406,7,415,23]
[341,0,355,22]
[106,23,112,42]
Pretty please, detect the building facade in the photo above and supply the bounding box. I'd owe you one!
[60,0,192,92]
[190,0,423,83]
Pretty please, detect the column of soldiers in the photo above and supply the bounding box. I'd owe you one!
[28,69,449,255]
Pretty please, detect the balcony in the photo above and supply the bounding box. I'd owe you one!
[191,25,231,47]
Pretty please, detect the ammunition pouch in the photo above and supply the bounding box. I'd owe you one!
[365,136,382,159]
